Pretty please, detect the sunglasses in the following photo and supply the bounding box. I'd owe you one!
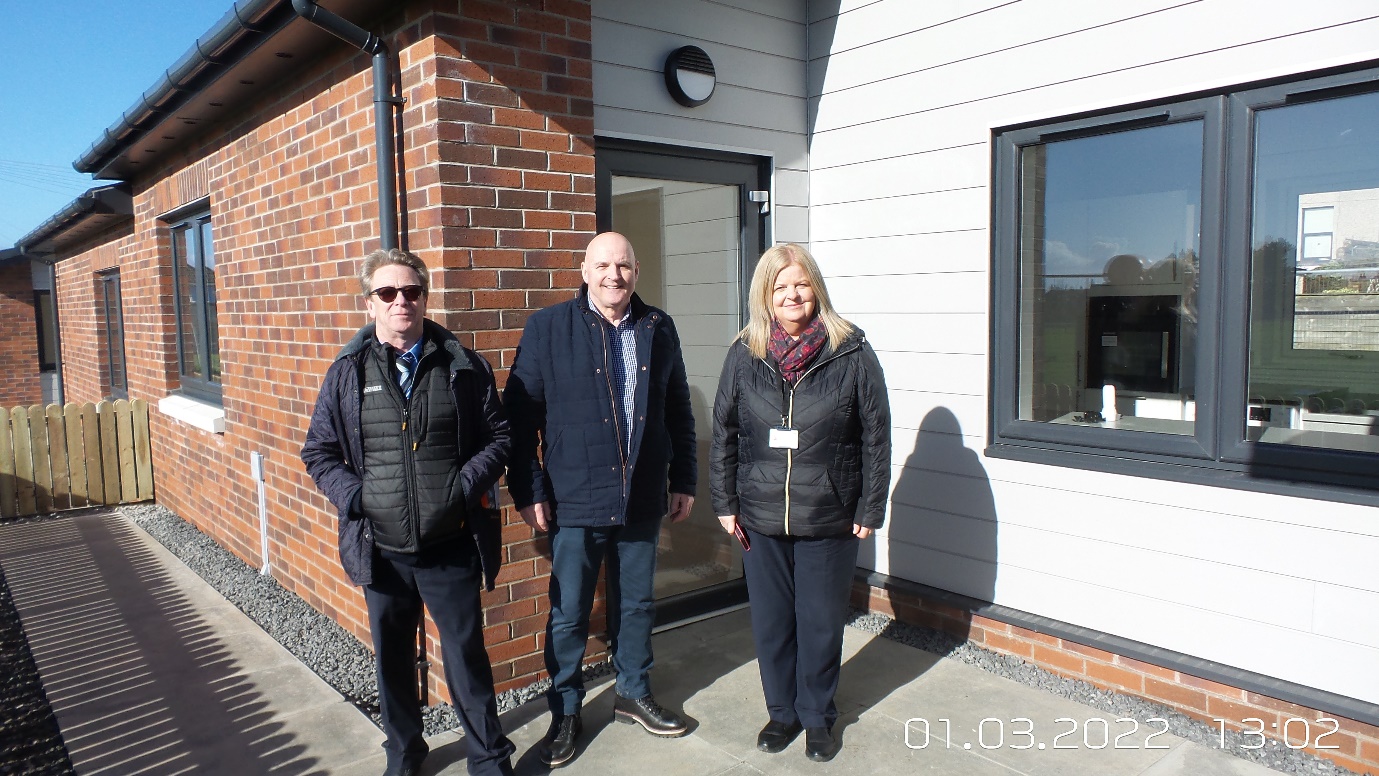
[368,285,424,303]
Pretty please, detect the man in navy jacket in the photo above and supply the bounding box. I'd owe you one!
[504,232,697,766]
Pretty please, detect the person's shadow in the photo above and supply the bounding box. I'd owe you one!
[838,406,998,731]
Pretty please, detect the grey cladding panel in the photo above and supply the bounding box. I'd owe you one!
[597,0,805,60]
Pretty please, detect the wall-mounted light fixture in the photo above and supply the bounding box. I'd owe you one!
[664,45,716,107]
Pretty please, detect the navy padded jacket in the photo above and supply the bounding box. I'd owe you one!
[504,286,696,527]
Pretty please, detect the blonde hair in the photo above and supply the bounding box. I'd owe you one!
[738,243,853,359]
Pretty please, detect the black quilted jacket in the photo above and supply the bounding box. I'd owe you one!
[300,320,509,588]
[710,330,891,537]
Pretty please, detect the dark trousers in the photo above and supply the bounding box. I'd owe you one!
[544,515,662,715]
[365,542,515,776]
[742,530,859,730]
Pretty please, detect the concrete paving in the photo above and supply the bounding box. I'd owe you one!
[0,511,1282,776]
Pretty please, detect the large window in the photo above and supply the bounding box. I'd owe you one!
[98,270,127,399]
[168,208,220,402]
[991,66,1379,492]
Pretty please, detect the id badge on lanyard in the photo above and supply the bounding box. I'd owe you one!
[769,426,799,449]
[769,372,798,449]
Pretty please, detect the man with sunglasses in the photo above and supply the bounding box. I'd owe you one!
[505,232,697,767]
[302,248,515,776]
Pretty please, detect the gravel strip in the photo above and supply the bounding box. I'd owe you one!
[0,517,76,776]
[845,610,1359,776]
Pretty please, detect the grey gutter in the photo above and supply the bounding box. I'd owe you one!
[15,183,134,259]
[73,0,297,178]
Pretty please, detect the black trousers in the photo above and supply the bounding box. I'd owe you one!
[741,530,859,730]
[364,541,515,775]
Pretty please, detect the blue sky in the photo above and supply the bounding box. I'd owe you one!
[0,1,232,247]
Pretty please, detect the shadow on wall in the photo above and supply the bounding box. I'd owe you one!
[0,512,332,776]
[805,0,843,139]
[843,407,998,717]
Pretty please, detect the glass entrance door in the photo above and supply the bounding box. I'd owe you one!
[596,140,766,624]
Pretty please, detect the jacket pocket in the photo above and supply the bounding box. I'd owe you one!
[546,426,591,506]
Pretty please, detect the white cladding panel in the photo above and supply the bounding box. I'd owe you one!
[593,0,809,242]
[808,0,1379,702]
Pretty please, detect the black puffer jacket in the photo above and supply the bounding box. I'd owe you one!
[300,320,509,588]
[710,330,891,537]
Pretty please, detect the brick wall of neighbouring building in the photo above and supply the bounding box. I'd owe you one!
[55,236,134,404]
[52,0,595,703]
[853,582,1379,776]
[0,262,44,408]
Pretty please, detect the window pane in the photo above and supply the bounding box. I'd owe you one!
[200,219,220,382]
[34,291,57,371]
[1017,120,1203,435]
[173,225,203,379]
[101,274,127,397]
[1247,90,1379,453]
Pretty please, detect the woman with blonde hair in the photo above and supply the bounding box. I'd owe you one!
[710,243,891,762]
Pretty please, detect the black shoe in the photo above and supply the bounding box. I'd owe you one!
[756,720,803,753]
[805,727,839,762]
[613,694,688,737]
[539,714,582,767]
[382,763,421,776]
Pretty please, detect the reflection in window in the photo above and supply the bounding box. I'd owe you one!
[169,210,221,402]
[1017,120,1203,434]
[1248,91,1379,452]
[34,290,57,372]
[98,270,127,399]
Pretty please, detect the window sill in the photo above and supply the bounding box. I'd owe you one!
[159,394,225,434]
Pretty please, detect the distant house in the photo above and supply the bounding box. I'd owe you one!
[0,244,70,407]
[12,2,1378,772]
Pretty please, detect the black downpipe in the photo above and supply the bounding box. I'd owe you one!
[291,0,415,699]
[291,0,401,251]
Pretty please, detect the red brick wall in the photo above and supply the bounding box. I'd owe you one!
[53,0,595,703]
[855,583,1379,776]
[395,0,596,693]
[0,263,43,407]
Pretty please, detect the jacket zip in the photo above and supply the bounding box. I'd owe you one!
[401,355,419,550]
[761,339,861,536]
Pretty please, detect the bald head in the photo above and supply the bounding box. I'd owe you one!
[582,231,639,323]
[586,231,636,263]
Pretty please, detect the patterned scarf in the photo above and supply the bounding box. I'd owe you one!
[768,316,828,385]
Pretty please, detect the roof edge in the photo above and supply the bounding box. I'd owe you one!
[72,0,290,178]
[15,183,134,259]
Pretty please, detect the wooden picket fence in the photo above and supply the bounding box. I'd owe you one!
[0,400,154,518]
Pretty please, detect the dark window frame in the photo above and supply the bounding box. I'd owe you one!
[97,269,128,400]
[165,204,221,404]
[988,63,1379,498]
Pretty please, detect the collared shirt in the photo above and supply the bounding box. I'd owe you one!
[589,296,637,455]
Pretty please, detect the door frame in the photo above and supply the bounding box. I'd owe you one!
[595,137,770,626]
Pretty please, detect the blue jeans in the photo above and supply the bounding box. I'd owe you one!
[544,515,662,715]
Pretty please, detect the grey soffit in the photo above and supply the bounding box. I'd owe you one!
[73,0,389,181]
[14,183,133,259]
